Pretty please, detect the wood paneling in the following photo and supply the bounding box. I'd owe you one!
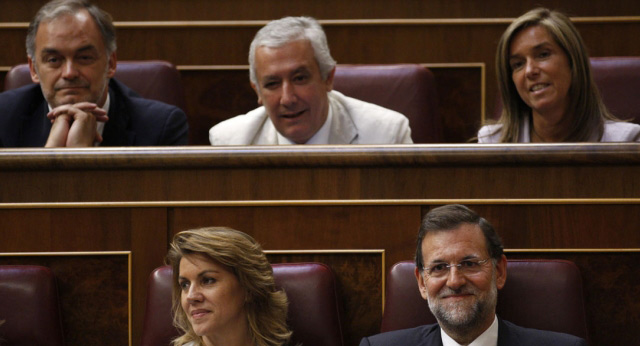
[130,208,168,343]
[508,251,640,346]
[424,204,640,248]
[0,253,129,346]
[1,146,640,343]
[180,69,257,145]
[2,201,640,344]
[1,145,640,202]
[0,208,133,251]
[266,252,384,346]
[169,206,421,268]
[0,207,166,344]
[2,0,640,22]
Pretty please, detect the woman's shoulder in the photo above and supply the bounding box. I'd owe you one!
[602,120,640,142]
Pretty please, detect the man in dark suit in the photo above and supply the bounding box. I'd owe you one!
[0,0,187,147]
[360,205,587,346]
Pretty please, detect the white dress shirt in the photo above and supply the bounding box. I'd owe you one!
[441,315,498,346]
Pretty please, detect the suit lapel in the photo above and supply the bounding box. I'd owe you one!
[327,93,358,144]
[101,80,134,146]
[419,324,444,346]
[20,98,50,147]
[431,331,444,346]
[251,111,279,144]
[497,317,520,346]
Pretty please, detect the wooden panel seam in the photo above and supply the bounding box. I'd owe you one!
[2,198,640,209]
[2,16,640,29]
[505,248,640,252]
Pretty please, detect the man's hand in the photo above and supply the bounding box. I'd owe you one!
[44,102,108,147]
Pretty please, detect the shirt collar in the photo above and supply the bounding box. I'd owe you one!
[441,315,498,346]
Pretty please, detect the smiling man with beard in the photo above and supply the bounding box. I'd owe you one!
[360,204,587,346]
[209,16,412,145]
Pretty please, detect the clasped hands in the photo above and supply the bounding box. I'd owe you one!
[44,102,109,147]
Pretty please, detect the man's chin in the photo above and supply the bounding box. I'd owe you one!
[51,95,94,107]
[430,298,479,326]
[441,309,475,326]
[279,127,313,144]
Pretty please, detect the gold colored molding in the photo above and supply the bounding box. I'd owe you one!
[506,248,640,253]
[2,16,640,30]
[2,63,484,72]
[0,251,131,256]
[177,65,248,71]
[2,198,640,209]
[4,143,639,169]
[0,23,27,28]
[265,249,384,254]
[0,251,132,346]
[571,16,640,23]
[175,63,485,70]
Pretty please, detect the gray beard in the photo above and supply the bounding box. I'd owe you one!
[427,282,498,336]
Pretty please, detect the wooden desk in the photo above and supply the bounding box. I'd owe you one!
[1,144,638,345]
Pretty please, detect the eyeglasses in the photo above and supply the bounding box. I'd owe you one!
[422,258,491,279]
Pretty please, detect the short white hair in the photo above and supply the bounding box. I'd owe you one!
[249,16,337,86]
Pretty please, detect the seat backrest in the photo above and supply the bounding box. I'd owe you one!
[140,262,344,346]
[0,265,65,346]
[333,64,442,143]
[381,259,588,340]
[590,56,640,124]
[492,56,640,125]
[140,265,176,346]
[3,60,186,110]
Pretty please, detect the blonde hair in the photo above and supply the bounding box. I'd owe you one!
[166,227,291,346]
[491,7,617,142]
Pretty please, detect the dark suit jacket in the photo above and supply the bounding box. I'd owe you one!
[360,318,587,346]
[0,79,188,147]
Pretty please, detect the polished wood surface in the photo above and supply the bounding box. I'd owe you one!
[2,143,640,167]
[1,0,639,21]
[1,145,640,344]
[1,144,640,202]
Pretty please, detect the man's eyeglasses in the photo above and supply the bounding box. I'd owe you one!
[421,258,491,278]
